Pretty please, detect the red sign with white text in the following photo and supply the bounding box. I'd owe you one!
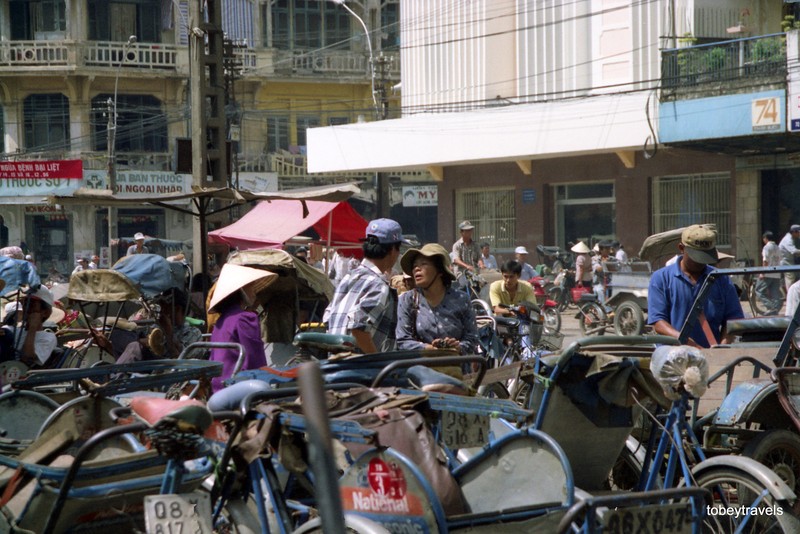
[0,160,83,180]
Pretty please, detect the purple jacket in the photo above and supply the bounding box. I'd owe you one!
[209,304,266,391]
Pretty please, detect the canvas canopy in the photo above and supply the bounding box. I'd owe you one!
[0,256,41,297]
[112,254,188,298]
[208,199,367,250]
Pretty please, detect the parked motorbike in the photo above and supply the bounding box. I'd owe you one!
[530,276,562,334]
[548,269,593,312]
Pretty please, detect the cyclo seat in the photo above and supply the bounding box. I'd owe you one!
[293,332,357,354]
[130,397,212,434]
[493,316,520,329]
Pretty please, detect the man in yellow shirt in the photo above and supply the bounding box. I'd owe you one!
[489,260,536,316]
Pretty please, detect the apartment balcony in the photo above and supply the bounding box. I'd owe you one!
[660,34,786,102]
[0,40,398,83]
[658,32,800,157]
[271,49,400,80]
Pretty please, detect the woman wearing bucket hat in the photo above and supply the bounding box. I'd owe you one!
[571,241,593,289]
[207,264,278,391]
[396,244,478,354]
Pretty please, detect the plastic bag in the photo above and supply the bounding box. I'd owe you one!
[650,345,709,400]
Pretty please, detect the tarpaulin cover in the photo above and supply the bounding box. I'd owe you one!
[112,254,188,298]
[0,256,41,296]
[208,200,367,251]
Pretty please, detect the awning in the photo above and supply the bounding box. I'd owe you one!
[47,182,361,216]
[208,199,367,250]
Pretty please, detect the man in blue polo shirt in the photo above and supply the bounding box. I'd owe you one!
[648,224,743,348]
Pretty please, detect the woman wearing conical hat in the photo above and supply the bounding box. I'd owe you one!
[571,241,592,289]
[208,264,278,392]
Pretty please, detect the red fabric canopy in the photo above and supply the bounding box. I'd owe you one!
[208,199,367,251]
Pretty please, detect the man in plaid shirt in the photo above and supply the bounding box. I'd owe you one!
[324,218,407,353]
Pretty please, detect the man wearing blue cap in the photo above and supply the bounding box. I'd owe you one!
[324,218,407,353]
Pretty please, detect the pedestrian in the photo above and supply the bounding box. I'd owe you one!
[127,232,150,256]
[647,224,743,348]
[323,218,407,354]
[480,242,498,270]
[208,264,278,392]
[591,241,615,300]
[0,285,64,367]
[756,231,782,315]
[72,257,90,275]
[452,221,484,281]
[779,224,800,293]
[395,243,478,354]
[294,246,309,264]
[614,241,628,263]
[89,254,100,269]
[571,241,592,289]
[514,246,536,281]
[489,260,536,316]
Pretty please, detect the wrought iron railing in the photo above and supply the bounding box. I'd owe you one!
[661,33,786,91]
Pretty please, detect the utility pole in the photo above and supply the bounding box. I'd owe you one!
[374,53,392,218]
[189,0,228,276]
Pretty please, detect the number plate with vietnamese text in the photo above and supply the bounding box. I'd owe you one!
[441,410,490,449]
[144,493,212,534]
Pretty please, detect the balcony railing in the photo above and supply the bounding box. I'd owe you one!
[661,33,786,95]
[0,40,70,66]
[84,41,178,69]
[273,49,399,78]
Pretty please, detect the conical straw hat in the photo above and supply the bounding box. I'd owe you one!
[571,241,590,254]
[208,264,278,312]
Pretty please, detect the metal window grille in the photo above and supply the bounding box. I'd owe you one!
[652,172,731,246]
[455,188,515,251]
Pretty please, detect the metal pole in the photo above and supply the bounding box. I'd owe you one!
[107,35,137,265]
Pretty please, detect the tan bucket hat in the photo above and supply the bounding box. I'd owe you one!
[208,264,279,312]
[400,243,456,282]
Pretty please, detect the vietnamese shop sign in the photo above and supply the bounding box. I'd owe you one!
[0,160,84,196]
[83,170,192,197]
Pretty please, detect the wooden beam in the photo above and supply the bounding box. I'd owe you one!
[427,165,444,181]
[516,159,532,175]
[615,150,636,169]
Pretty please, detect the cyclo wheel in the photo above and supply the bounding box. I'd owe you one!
[613,301,644,336]
[742,430,800,500]
[579,302,607,336]
[694,467,800,533]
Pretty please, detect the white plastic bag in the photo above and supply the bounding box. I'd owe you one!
[650,345,709,400]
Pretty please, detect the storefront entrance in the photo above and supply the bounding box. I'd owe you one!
[24,210,72,278]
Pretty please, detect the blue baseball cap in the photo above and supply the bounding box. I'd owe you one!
[364,218,408,245]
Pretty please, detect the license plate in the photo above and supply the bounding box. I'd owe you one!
[602,502,694,534]
[144,493,213,534]
[441,410,490,449]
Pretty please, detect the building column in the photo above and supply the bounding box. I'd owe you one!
[735,168,760,260]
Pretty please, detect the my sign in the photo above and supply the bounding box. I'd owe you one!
[402,185,438,207]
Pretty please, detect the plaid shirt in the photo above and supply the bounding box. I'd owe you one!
[324,259,397,352]
[452,238,481,274]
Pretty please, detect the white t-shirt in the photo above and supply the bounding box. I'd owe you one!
[11,328,57,365]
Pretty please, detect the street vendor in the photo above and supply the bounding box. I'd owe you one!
[648,225,743,348]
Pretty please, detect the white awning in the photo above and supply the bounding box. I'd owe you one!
[308,92,654,173]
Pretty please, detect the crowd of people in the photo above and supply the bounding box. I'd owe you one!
[4,214,794,388]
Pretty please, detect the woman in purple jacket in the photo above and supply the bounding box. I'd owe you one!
[208,264,277,391]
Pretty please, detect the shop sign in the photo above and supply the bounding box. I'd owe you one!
[83,170,192,197]
[402,185,438,207]
[0,176,83,197]
[0,160,83,180]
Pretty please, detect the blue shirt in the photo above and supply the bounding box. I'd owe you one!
[647,256,743,347]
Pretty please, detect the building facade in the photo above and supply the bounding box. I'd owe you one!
[0,0,409,276]
[309,0,799,266]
